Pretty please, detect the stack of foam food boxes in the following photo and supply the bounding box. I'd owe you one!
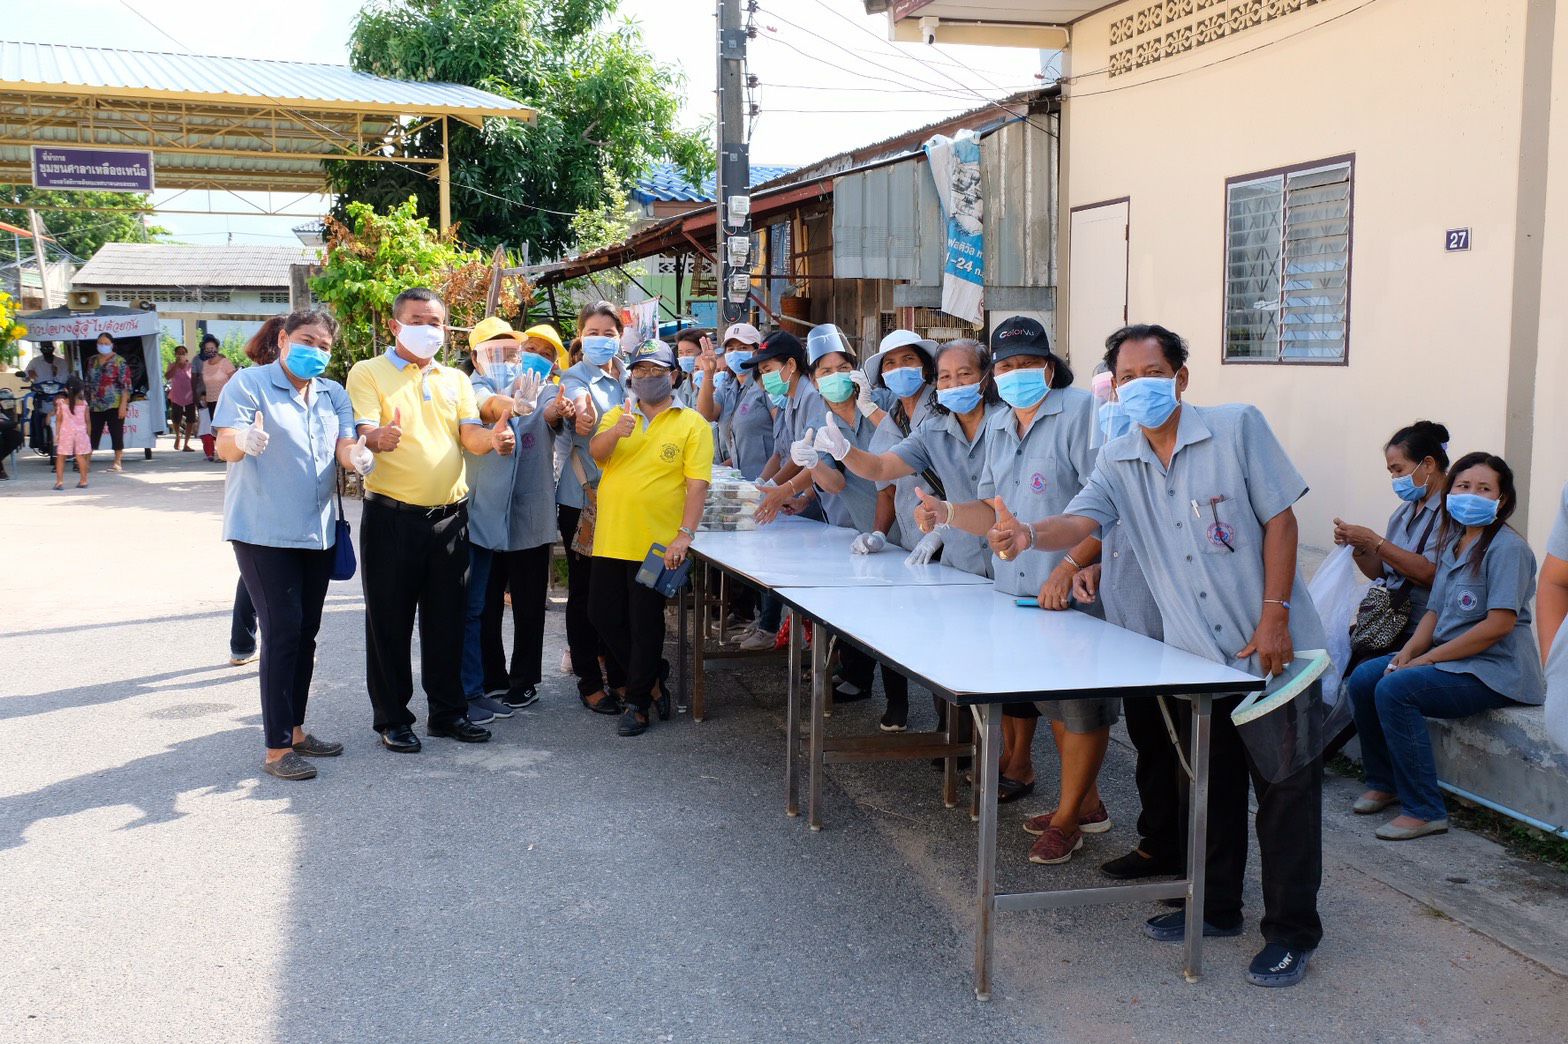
[700,467,764,531]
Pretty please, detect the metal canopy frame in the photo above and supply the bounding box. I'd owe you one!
[0,82,534,231]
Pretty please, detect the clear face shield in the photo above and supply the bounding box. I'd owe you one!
[805,324,854,368]
[472,338,525,391]
[1090,362,1131,449]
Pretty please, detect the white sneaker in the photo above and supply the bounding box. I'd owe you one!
[558,649,573,675]
[739,628,777,652]
[727,624,757,645]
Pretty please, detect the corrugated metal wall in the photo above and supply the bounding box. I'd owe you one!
[831,161,941,282]
[982,117,1057,290]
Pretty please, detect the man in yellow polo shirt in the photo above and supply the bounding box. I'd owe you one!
[348,287,508,752]
[588,339,713,737]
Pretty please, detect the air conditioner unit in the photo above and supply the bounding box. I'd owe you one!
[68,289,102,311]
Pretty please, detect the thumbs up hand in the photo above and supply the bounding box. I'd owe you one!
[236,410,270,456]
[612,401,638,439]
[367,406,403,453]
[813,413,851,461]
[987,497,1031,561]
[491,414,516,455]
[349,434,376,476]
[573,389,595,436]
[912,485,949,534]
[789,426,820,468]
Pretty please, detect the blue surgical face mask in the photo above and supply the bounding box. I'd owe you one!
[768,392,786,409]
[692,370,705,390]
[583,335,620,366]
[678,355,697,373]
[727,350,753,373]
[1447,492,1500,527]
[936,381,983,414]
[520,352,554,381]
[994,367,1049,410]
[283,341,330,380]
[1391,464,1429,503]
[818,372,856,404]
[1117,376,1180,429]
[714,371,733,392]
[881,365,925,399]
[1098,400,1134,441]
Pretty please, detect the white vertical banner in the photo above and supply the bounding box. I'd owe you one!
[622,297,661,351]
[923,130,985,325]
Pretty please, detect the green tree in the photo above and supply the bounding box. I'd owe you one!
[309,197,528,380]
[330,0,710,256]
[0,188,167,259]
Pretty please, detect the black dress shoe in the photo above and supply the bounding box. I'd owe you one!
[427,717,492,743]
[381,725,422,753]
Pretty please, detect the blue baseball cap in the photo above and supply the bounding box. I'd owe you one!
[627,339,676,370]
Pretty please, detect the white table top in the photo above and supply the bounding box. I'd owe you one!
[691,515,993,589]
[774,584,1263,704]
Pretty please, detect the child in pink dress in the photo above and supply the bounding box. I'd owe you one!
[53,376,92,490]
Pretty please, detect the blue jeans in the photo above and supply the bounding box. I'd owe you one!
[461,545,493,701]
[1346,655,1511,821]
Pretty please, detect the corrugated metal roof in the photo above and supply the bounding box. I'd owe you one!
[0,40,534,118]
[632,162,797,204]
[73,244,319,289]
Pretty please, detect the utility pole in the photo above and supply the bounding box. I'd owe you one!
[28,209,56,309]
[716,0,752,327]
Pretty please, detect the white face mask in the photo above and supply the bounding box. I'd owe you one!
[96,343,114,356]
[396,322,445,360]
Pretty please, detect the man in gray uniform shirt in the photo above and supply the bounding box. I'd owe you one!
[995,324,1327,989]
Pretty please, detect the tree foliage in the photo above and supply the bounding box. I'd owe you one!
[309,198,529,380]
[0,188,167,260]
[0,290,29,365]
[329,0,710,256]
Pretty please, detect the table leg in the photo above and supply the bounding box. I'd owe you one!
[808,619,828,832]
[692,564,708,723]
[785,613,803,818]
[677,567,689,715]
[969,705,983,822]
[941,696,959,809]
[973,703,1002,1001]
[1182,694,1213,983]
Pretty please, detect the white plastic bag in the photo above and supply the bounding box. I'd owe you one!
[1307,545,1368,705]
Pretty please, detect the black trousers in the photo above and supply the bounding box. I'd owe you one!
[361,497,470,731]
[557,505,623,697]
[1124,695,1188,865]
[838,643,908,707]
[232,541,333,750]
[587,556,668,713]
[89,409,124,451]
[230,577,259,659]
[0,423,21,462]
[1202,692,1324,950]
[481,542,552,693]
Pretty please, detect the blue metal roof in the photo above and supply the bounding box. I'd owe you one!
[633,162,797,204]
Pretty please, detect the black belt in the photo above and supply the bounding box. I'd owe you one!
[364,492,467,518]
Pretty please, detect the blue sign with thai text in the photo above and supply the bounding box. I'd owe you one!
[32,146,155,192]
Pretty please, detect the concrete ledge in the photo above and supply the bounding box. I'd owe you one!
[1428,704,1568,832]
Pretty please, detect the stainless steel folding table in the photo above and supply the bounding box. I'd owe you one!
[771,583,1263,1001]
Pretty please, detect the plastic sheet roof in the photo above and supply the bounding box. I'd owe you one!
[0,40,535,119]
[633,163,798,204]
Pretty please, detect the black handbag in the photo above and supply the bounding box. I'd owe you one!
[1349,511,1437,655]
[331,482,357,581]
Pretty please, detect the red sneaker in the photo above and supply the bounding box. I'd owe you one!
[1028,825,1084,865]
[1022,804,1112,836]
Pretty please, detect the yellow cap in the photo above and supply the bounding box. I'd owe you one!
[523,324,570,372]
[469,316,525,350]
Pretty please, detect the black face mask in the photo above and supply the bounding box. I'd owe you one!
[628,373,673,404]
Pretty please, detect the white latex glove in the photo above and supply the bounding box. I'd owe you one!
[790,427,820,468]
[904,530,944,567]
[814,413,852,461]
[850,530,887,555]
[234,411,269,456]
[511,371,545,416]
[850,371,878,419]
[348,435,375,477]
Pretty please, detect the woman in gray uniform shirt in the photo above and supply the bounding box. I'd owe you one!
[1346,452,1544,840]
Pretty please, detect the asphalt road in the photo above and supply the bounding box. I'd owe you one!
[3,447,1565,1043]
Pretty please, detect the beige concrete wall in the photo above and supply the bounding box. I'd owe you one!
[1061,0,1543,550]
[1530,0,1568,544]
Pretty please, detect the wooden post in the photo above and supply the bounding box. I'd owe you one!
[438,116,452,234]
[484,245,506,316]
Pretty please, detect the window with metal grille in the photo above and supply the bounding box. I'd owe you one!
[1223,157,1352,364]
[200,289,232,303]
[258,290,291,304]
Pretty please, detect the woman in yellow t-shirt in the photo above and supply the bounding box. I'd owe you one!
[588,339,714,736]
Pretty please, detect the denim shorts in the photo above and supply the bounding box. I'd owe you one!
[1035,696,1121,733]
